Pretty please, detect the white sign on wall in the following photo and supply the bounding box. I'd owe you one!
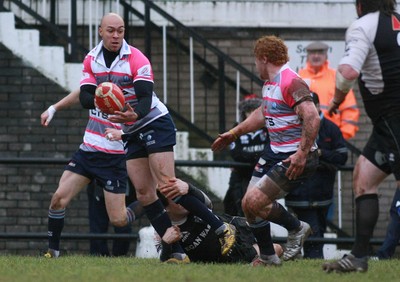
[285,41,346,73]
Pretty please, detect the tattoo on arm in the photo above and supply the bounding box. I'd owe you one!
[299,108,319,152]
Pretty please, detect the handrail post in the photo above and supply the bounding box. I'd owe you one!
[218,56,226,134]
[70,0,77,61]
[144,0,151,61]
[50,0,56,24]
[123,6,129,41]
[337,170,342,229]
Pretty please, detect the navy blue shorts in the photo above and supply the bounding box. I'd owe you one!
[124,114,176,160]
[252,149,319,193]
[65,149,127,194]
[362,115,400,180]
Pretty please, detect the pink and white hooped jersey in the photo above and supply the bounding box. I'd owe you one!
[79,109,125,154]
[80,39,168,135]
[262,63,316,154]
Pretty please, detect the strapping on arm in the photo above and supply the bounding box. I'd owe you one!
[290,78,313,108]
[336,70,356,94]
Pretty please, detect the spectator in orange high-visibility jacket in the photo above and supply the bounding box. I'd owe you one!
[299,41,359,140]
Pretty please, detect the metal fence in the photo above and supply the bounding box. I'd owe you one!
[0,157,393,246]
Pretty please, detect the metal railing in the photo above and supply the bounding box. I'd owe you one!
[0,156,364,246]
[0,232,391,246]
[2,0,262,141]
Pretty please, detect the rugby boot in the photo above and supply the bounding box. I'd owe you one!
[251,255,282,267]
[283,221,311,261]
[43,248,59,258]
[164,252,190,264]
[322,253,368,273]
[219,223,236,256]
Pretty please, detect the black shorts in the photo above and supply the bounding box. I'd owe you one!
[252,149,319,193]
[123,114,176,160]
[362,115,400,180]
[218,214,258,263]
[65,149,127,194]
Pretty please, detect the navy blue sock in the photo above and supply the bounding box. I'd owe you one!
[48,209,65,251]
[267,201,300,231]
[126,201,144,224]
[248,220,275,256]
[113,224,132,257]
[143,199,184,255]
[143,199,171,237]
[174,194,224,232]
[128,201,144,217]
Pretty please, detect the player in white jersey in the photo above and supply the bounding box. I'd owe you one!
[41,89,136,258]
[212,35,320,266]
[323,0,400,273]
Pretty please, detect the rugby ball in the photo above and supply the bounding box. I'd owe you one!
[95,82,125,114]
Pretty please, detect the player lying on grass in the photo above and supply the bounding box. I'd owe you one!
[155,178,283,265]
[104,128,237,260]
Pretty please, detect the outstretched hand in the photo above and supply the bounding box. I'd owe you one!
[40,105,56,127]
[211,131,236,152]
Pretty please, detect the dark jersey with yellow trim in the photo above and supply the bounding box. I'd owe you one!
[178,214,257,263]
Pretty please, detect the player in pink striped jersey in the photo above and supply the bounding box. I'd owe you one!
[212,35,320,266]
[81,13,235,263]
[40,88,137,258]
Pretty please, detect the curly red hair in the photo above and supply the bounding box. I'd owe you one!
[253,35,289,66]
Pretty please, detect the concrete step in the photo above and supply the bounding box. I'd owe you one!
[0,11,81,91]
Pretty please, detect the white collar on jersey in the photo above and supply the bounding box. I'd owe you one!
[89,39,132,60]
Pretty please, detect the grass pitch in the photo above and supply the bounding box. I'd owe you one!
[0,255,398,282]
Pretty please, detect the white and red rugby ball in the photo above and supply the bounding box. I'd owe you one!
[95,82,125,114]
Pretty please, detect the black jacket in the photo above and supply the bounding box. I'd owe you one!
[285,116,348,208]
[229,127,268,178]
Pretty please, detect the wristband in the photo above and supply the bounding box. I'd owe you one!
[229,129,238,140]
[46,105,57,124]
[48,105,56,114]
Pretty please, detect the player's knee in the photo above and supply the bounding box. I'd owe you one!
[353,177,377,197]
[242,196,256,218]
[110,216,127,228]
[241,195,250,214]
[136,189,158,206]
[49,192,67,210]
